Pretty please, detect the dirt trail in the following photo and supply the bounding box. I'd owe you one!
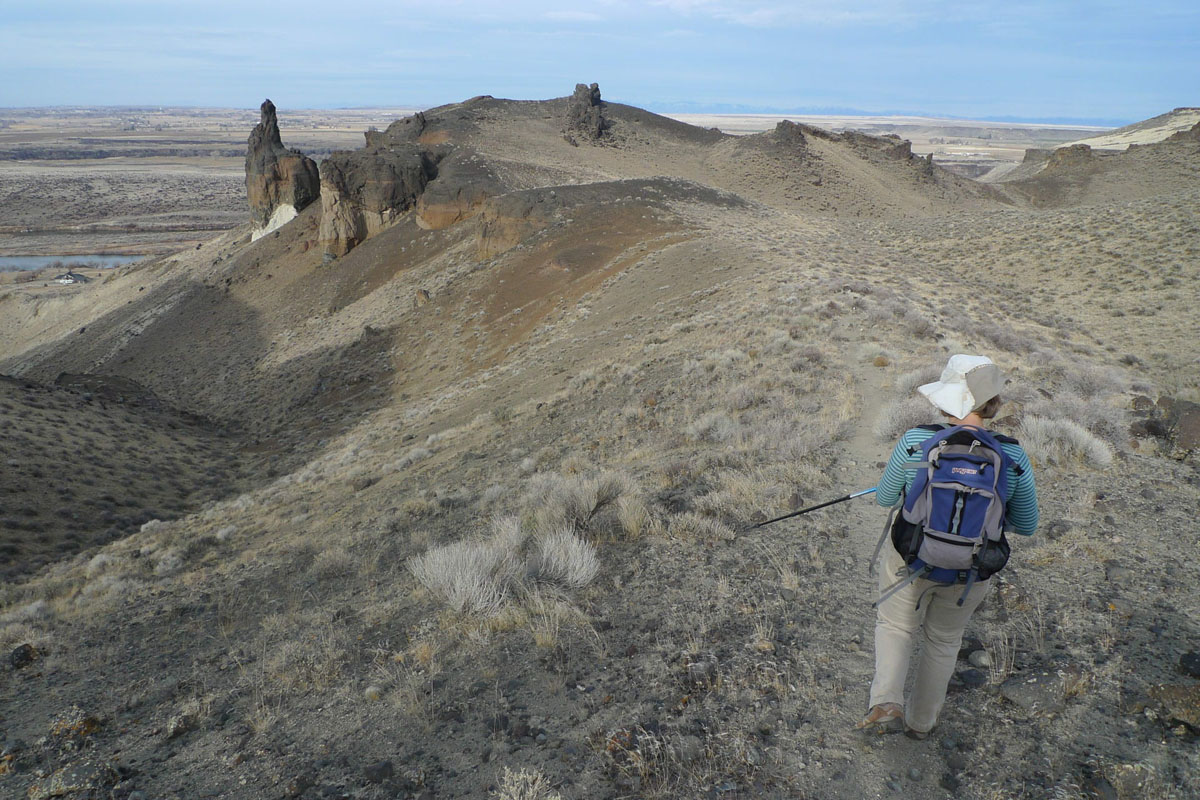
[843,357,896,558]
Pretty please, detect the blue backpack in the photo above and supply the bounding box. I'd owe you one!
[873,424,1016,607]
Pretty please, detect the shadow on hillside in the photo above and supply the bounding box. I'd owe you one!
[2,278,399,576]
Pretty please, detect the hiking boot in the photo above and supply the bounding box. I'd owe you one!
[856,703,904,733]
[904,726,930,741]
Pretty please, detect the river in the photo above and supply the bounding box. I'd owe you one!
[0,254,145,271]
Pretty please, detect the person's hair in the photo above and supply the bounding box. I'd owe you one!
[940,395,1004,421]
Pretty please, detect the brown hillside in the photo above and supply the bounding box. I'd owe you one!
[997,134,1200,207]
[1,92,1198,800]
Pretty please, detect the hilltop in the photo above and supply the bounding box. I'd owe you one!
[0,88,1197,800]
[1065,107,1200,150]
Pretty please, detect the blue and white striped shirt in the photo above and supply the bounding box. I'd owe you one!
[876,427,1039,535]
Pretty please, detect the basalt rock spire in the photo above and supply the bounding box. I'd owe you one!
[245,99,320,239]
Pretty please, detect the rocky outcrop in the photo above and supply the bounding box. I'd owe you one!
[1165,120,1200,143]
[769,120,808,147]
[1046,143,1094,170]
[245,100,320,240]
[564,83,606,142]
[415,150,504,230]
[315,103,516,254]
[318,144,436,256]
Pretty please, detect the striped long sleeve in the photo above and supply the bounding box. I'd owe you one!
[875,427,1039,536]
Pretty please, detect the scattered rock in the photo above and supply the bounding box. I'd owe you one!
[166,708,199,739]
[957,636,983,659]
[50,705,103,744]
[350,475,378,492]
[1103,560,1134,584]
[1148,683,1200,730]
[286,769,316,798]
[364,685,384,701]
[968,650,992,669]
[685,655,718,686]
[1082,774,1119,800]
[1000,666,1082,714]
[1179,651,1200,679]
[1044,520,1072,540]
[956,669,987,689]
[10,642,38,669]
[27,758,119,800]
[364,759,394,783]
[1166,398,1200,451]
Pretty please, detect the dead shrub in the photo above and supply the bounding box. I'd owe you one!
[532,527,599,590]
[1061,363,1126,398]
[874,397,937,441]
[685,412,742,444]
[894,365,942,396]
[491,766,563,800]
[531,471,631,536]
[667,512,734,541]
[407,537,521,616]
[1019,416,1114,468]
[1027,393,1127,445]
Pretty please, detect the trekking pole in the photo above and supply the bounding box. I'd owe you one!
[747,487,876,531]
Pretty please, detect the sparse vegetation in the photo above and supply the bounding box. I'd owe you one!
[1,100,1197,800]
[1020,415,1115,467]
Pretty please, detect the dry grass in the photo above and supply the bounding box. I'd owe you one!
[532,526,599,590]
[874,396,937,441]
[407,536,521,616]
[492,766,563,800]
[1019,416,1114,467]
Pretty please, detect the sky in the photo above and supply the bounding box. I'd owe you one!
[1,1,1197,124]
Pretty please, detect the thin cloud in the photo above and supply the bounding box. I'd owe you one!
[545,10,605,22]
[648,0,937,27]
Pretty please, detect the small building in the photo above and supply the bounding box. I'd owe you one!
[53,271,91,285]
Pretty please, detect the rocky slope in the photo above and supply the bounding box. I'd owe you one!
[1065,107,1200,150]
[996,125,1200,207]
[0,90,1197,800]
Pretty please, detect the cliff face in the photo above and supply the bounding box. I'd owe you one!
[244,100,320,239]
[317,144,436,256]
[315,97,512,256]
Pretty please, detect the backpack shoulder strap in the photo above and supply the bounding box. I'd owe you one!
[991,432,1025,474]
[907,423,950,455]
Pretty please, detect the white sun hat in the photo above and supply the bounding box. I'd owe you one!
[918,354,1006,419]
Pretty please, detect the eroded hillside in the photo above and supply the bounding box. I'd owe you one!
[1,89,1197,800]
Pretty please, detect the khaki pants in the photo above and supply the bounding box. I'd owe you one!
[869,548,991,733]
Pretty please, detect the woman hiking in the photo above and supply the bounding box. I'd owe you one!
[859,354,1039,739]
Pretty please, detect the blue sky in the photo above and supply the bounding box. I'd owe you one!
[1,0,1196,123]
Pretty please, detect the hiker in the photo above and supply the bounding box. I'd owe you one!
[859,354,1038,739]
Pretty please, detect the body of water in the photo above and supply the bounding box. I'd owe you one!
[0,254,144,271]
